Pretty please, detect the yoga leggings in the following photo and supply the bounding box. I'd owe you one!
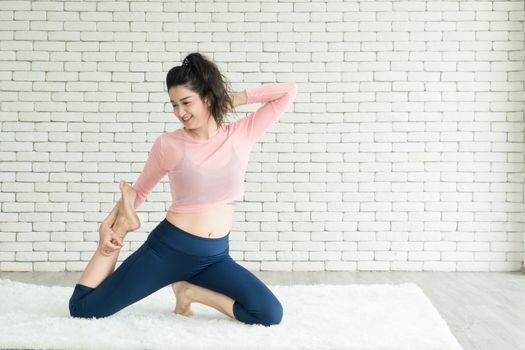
[68,218,283,327]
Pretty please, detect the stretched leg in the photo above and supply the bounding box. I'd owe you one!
[78,181,139,288]
[70,181,164,318]
[78,216,126,288]
[186,256,283,326]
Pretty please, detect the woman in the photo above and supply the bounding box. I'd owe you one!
[68,52,298,327]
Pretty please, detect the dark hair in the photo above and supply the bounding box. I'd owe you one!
[166,52,233,130]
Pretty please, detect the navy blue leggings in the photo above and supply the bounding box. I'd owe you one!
[68,218,283,326]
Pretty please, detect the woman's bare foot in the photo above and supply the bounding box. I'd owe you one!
[171,281,194,317]
[117,180,141,233]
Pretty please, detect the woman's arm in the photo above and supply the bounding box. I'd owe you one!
[132,134,168,210]
[101,132,168,230]
[229,90,248,109]
[229,82,297,144]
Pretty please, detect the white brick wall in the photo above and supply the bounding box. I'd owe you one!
[0,0,524,272]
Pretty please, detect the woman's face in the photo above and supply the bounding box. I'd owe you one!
[168,85,212,130]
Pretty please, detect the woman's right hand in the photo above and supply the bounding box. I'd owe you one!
[98,222,124,256]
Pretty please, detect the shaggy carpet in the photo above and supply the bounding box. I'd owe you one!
[0,279,462,350]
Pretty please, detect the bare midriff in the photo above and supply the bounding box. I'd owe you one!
[165,203,236,239]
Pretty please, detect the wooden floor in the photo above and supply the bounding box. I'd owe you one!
[1,270,524,350]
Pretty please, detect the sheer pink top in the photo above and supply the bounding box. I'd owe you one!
[132,81,298,213]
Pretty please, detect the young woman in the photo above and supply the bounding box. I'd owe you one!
[68,52,298,327]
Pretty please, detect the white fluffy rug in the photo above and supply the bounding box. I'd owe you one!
[0,279,462,350]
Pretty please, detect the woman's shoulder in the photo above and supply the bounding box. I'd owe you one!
[163,128,186,142]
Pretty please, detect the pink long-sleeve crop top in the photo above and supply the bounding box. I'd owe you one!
[131,81,298,213]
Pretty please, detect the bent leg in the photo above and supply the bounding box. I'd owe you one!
[78,217,126,289]
[187,256,283,326]
[69,241,173,319]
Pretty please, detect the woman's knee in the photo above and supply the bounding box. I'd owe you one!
[69,301,112,319]
[68,284,113,319]
[258,296,283,326]
[68,284,91,318]
[69,296,92,318]
[69,298,89,318]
